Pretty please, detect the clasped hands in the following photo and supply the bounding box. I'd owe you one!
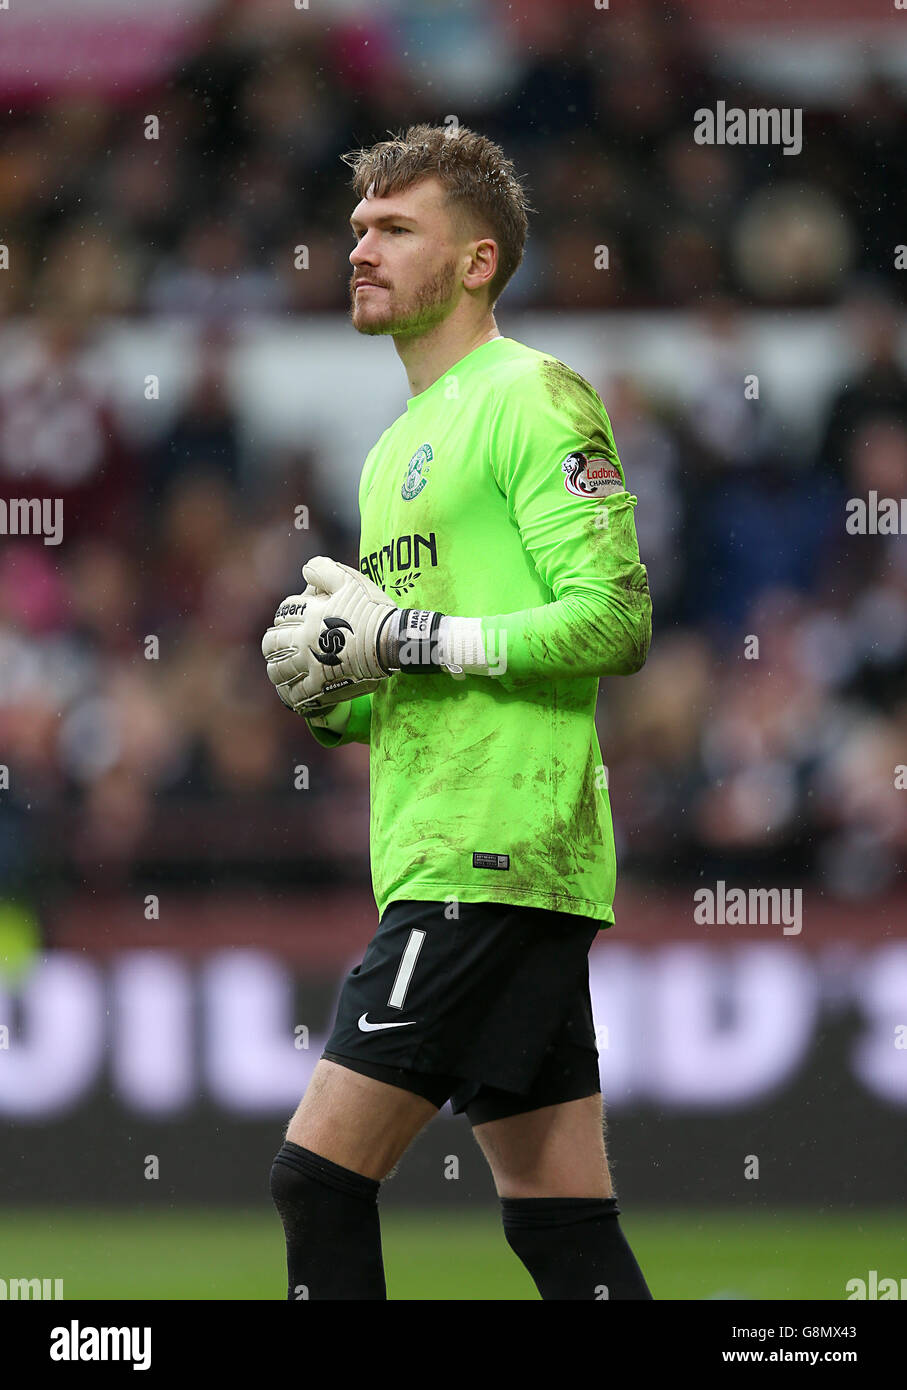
[262,556,453,718]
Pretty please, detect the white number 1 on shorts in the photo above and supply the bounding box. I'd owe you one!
[388,928,427,1009]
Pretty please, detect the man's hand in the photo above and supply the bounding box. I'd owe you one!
[261,557,400,716]
[305,701,353,736]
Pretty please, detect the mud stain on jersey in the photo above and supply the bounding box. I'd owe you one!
[538,358,619,465]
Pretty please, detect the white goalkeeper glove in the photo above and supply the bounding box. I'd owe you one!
[262,555,485,717]
[262,558,394,716]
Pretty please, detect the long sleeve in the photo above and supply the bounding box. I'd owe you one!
[477,365,652,683]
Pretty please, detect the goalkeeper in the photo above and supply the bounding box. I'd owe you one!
[264,123,653,1301]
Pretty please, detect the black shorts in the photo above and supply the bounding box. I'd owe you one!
[322,899,602,1127]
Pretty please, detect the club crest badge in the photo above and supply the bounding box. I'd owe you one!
[561,451,624,498]
[402,443,433,500]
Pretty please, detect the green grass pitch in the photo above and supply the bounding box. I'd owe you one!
[2,1209,903,1300]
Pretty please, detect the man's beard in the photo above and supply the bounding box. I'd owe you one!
[350,260,458,337]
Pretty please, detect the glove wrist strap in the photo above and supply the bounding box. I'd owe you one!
[385,608,446,673]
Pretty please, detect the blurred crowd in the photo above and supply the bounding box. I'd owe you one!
[0,1,904,316]
[0,1,905,916]
[603,290,907,899]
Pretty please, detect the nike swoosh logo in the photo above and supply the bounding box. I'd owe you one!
[357,1013,417,1033]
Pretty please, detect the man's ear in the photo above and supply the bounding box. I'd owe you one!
[464,237,498,296]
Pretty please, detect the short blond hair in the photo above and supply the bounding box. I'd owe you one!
[341,123,532,304]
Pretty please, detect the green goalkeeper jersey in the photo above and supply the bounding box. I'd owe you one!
[308,335,652,926]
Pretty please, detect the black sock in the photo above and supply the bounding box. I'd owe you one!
[269,1141,386,1300]
[501,1195,653,1300]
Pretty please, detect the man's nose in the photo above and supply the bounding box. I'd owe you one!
[350,233,378,267]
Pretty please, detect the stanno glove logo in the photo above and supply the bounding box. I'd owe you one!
[314,615,353,664]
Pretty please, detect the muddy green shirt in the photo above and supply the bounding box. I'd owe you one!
[307,335,652,926]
